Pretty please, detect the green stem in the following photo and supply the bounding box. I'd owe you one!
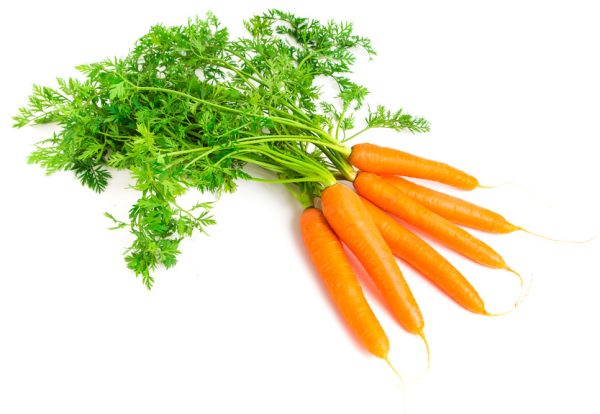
[233,156,287,173]
[164,135,347,159]
[335,104,348,141]
[249,176,324,184]
[231,147,335,186]
[267,116,329,137]
[199,57,265,89]
[183,148,220,169]
[165,147,215,157]
[296,47,331,69]
[122,76,333,140]
[129,84,246,116]
[226,48,263,80]
[98,130,133,141]
[343,126,370,142]
[319,145,356,182]
[237,135,347,152]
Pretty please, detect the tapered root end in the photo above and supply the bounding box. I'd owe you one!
[519,227,599,244]
[506,267,524,287]
[477,181,513,189]
[483,268,533,316]
[418,332,431,371]
[483,307,517,317]
[383,357,404,384]
[507,266,534,306]
[483,287,530,316]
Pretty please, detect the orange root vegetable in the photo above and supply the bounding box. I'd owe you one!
[321,183,424,335]
[301,208,390,359]
[360,197,487,314]
[349,143,478,190]
[383,176,519,233]
[354,172,508,269]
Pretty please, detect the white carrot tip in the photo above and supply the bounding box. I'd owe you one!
[405,332,432,383]
[519,227,599,244]
[484,270,533,316]
[477,181,513,189]
[506,267,524,287]
[418,332,431,371]
[384,356,404,385]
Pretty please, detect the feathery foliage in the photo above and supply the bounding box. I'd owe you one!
[14,10,429,287]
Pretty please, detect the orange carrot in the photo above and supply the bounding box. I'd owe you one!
[383,176,519,233]
[360,197,486,314]
[349,143,478,190]
[301,208,390,359]
[320,183,424,335]
[354,172,508,269]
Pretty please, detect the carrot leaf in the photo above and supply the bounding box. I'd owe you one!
[14,10,427,286]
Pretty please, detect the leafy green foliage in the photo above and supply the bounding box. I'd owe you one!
[125,192,215,289]
[366,105,431,133]
[72,161,111,193]
[14,10,428,287]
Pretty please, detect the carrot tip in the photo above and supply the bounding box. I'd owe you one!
[519,227,599,244]
[515,272,534,307]
[506,267,524,287]
[484,270,534,316]
[477,181,512,189]
[507,266,533,306]
[383,356,404,384]
[418,331,431,371]
[483,307,516,317]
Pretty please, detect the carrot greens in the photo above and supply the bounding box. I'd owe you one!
[12,9,541,378]
[14,10,428,288]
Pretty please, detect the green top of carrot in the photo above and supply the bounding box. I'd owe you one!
[13,10,429,287]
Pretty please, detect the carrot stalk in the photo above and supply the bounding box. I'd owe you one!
[320,183,425,335]
[349,143,478,190]
[300,207,390,359]
[354,172,508,269]
[382,175,519,233]
[360,196,487,314]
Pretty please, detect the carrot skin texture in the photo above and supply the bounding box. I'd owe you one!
[349,143,478,190]
[301,208,389,359]
[383,176,519,233]
[354,172,507,269]
[321,183,424,334]
[360,197,486,314]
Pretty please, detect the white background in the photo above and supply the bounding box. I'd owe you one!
[1,1,599,413]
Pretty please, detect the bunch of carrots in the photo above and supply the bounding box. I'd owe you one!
[14,11,540,375]
[301,143,526,367]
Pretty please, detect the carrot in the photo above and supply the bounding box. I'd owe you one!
[349,143,478,190]
[320,183,424,335]
[301,207,390,359]
[383,176,519,233]
[360,196,486,314]
[354,172,509,270]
